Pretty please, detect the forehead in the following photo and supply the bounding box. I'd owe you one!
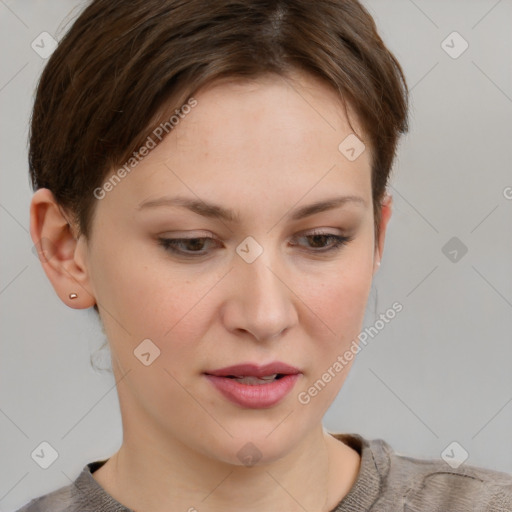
[175,72,365,151]
[99,71,372,217]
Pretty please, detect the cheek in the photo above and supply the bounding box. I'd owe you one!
[294,259,373,412]
[91,233,188,323]
[302,245,374,341]
[87,236,190,362]
[91,244,209,395]
[92,243,226,382]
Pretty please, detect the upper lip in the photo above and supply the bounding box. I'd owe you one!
[205,362,301,378]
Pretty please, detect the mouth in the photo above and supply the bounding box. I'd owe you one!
[220,373,287,384]
[203,362,301,408]
[204,362,301,379]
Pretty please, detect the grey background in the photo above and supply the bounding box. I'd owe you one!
[1,0,511,510]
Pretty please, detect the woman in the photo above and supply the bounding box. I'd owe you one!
[19,0,512,511]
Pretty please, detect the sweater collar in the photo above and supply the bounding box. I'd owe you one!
[329,432,390,511]
[74,432,390,512]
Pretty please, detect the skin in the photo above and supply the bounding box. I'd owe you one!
[30,70,392,512]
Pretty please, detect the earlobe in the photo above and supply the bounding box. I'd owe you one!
[30,188,96,309]
[373,193,393,273]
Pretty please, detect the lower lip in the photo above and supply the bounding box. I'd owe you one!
[204,374,300,408]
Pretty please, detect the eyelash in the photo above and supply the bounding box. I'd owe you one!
[157,231,354,258]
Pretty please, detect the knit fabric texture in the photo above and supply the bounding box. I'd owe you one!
[16,432,512,512]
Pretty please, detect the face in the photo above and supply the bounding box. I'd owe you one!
[50,71,391,465]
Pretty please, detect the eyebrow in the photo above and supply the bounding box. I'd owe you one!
[137,194,367,222]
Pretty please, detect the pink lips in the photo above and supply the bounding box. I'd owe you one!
[204,362,301,408]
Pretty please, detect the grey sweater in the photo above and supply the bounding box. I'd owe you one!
[15,432,512,511]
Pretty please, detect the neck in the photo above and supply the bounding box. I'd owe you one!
[92,424,359,512]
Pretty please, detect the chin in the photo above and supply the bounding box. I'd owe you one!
[204,425,301,468]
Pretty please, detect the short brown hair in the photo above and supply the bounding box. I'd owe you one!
[29,0,408,253]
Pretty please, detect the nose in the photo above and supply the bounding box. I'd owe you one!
[222,248,298,342]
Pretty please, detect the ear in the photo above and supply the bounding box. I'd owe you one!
[30,188,96,309]
[373,193,393,275]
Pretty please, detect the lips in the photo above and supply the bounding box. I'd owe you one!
[204,362,301,379]
[204,362,302,408]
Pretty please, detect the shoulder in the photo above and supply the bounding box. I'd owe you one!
[14,460,110,512]
[14,483,76,512]
[335,432,512,512]
[370,436,512,511]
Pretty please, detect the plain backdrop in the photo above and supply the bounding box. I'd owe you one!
[1,1,511,510]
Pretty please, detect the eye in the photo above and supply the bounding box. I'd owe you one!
[157,236,218,257]
[157,230,354,258]
[290,230,354,253]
